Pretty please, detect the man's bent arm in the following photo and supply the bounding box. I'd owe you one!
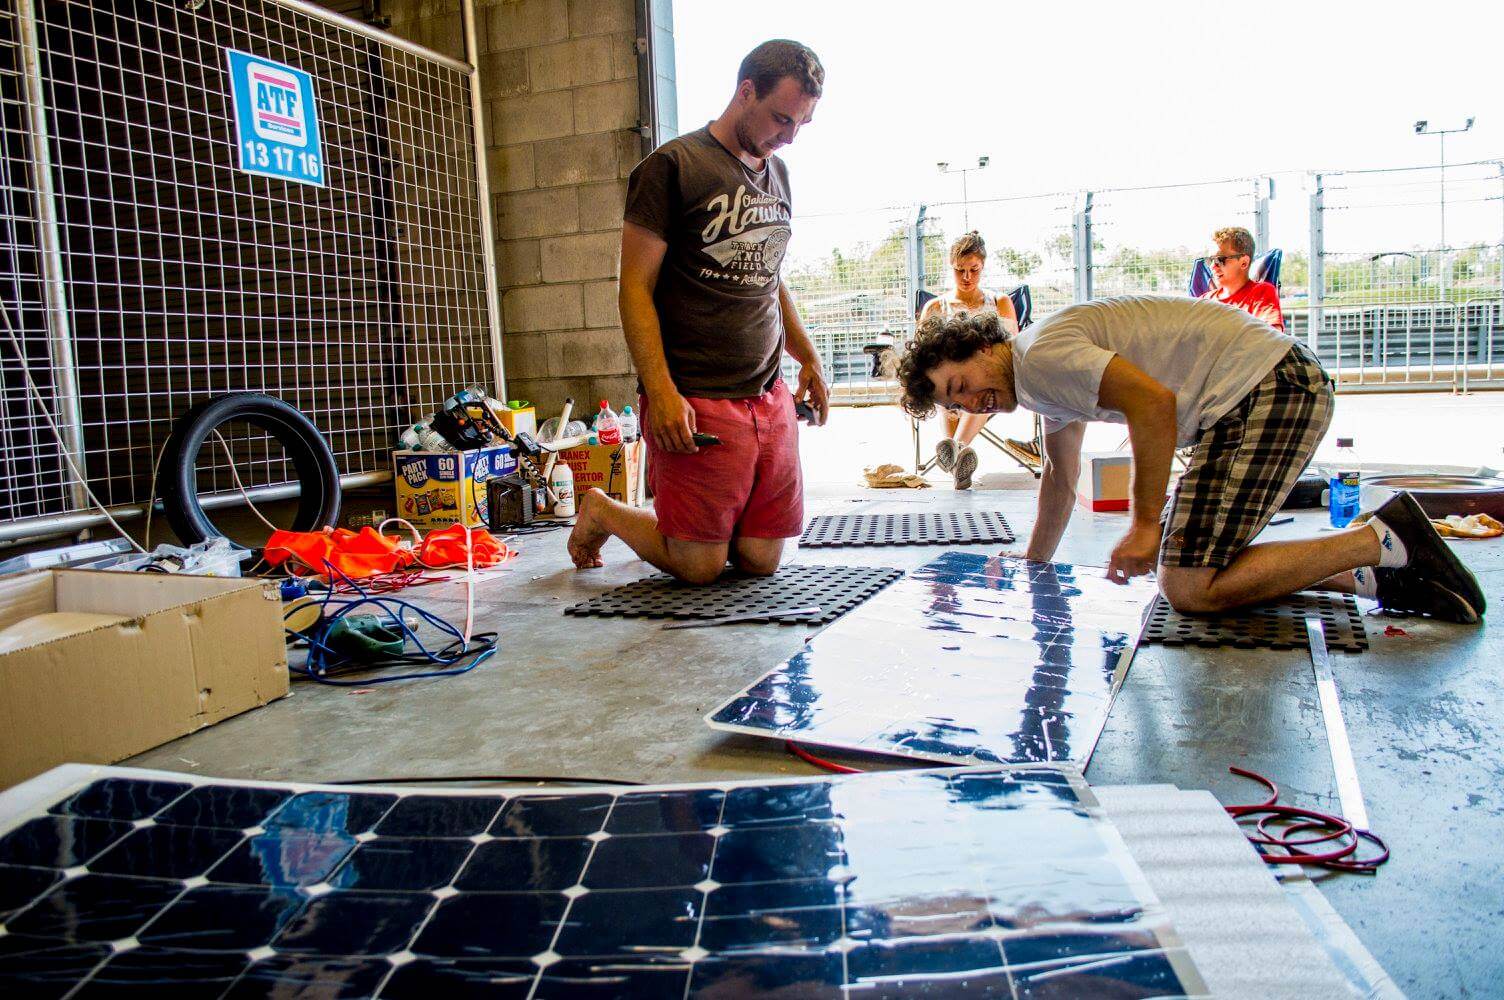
[619,221,696,453]
[1097,356,1177,531]
[779,283,830,424]
[1026,420,1084,561]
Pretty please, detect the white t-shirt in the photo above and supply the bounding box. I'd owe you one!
[1013,295,1295,446]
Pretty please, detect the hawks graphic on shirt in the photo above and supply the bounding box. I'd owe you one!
[696,184,791,288]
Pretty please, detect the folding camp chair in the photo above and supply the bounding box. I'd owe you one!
[910,285,1045,478]
[1189,248,1283,296]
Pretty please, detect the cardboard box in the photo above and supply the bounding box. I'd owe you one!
[394,445,518,530]
[1077,451,1133,512]
[557,439,644,506]
[0,570,289,788]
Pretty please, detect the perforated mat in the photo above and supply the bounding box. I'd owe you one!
[1142,591,1368,654]
[564,564,904,624]
[800,511,1015,547]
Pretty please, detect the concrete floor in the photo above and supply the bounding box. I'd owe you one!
[123,478,1504,999]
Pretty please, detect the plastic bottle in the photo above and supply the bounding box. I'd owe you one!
[416,420,453,453]
[397,424,424,450]
[1329,437,1361,527]
[619,405,639,443]
[594,399,622,445]
[550,460,576,518]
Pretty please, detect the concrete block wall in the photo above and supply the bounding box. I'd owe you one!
[382,0,644,420]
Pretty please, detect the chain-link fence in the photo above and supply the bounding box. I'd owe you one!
[1307,161,1504,390]
[0,0,500,541]
[788,162,1504,403]
[784,193,1075,403]
[1089,179,1262,299]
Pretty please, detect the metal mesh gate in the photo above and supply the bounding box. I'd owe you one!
[1309,162,1504,390]
[0,0,500,539]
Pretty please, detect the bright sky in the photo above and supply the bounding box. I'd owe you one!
[670,0,1503,258]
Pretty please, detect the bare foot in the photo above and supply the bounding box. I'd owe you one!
[567,488,611,569]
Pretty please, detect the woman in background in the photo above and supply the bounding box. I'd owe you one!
[919,230,1019,489]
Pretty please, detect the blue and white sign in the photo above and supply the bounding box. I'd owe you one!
[225,49,324,187]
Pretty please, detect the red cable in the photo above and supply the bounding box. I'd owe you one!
[785,741,863,774]
[1223,766,1390,873]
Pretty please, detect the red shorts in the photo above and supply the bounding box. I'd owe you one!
[642,380,804,544]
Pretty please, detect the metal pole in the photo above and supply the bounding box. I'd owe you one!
[17,0,90,522]
[462,0,506,399]
[907,204,926,334]
[1438,132,1446,251]
[1308,174,1325,357]
[1253,176,1271,253]
[1072,191,1093,302]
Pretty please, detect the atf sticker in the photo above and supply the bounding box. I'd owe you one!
[225,49,324,187]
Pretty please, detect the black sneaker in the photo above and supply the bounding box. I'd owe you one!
[1374,566,1482,624]
[1370,491,1487,622]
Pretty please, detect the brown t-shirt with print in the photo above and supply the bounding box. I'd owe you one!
[623,126,792,399]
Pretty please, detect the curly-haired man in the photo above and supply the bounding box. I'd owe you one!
[893,296,1484,621]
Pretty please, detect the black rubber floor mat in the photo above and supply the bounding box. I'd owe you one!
[564,564,905,624]
[800,511,1014,547]
[1142,591,1368,654]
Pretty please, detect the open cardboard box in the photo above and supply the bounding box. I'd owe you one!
[0,570,288,788]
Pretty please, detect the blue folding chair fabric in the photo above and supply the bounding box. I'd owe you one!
[1007,284,1033,331]
[1188,258,1215,297]
[1250,248,1283,288]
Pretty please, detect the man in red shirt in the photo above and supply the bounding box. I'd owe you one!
[1200,226,1283,330]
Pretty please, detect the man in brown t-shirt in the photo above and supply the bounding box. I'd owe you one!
[568,39,830,584]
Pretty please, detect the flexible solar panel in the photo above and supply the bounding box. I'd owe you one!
[706,553,1157,767]
[0,763,1206,998]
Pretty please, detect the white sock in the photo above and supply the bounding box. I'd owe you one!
[1366,516,1409,568]
[1351,566,1380,599]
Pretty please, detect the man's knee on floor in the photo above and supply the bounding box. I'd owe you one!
[732,538,785,577]
[1158,567,1232,615]
[665,541,731,586]
[734,554,781,577]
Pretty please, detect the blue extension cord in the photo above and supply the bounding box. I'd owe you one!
[285,563,497,686]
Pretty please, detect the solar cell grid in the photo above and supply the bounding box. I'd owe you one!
[0,765,1205,998]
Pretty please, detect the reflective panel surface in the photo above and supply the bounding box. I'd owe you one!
[708,554,1157,766]
[0,764,1204,998]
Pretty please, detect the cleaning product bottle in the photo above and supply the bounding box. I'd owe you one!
[1329,437,1361,527]
[619,404,639,443]
[594,400,622,445]
[550,460,576,518]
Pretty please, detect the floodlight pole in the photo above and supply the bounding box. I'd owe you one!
[938,156,989,231]
[1415,118,1475,251]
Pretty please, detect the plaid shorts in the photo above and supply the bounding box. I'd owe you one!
[1160,343,1334,569]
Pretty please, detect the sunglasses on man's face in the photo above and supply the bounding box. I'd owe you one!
[1208,253,1249,267]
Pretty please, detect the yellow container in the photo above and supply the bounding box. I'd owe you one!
[499,401,536,438]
